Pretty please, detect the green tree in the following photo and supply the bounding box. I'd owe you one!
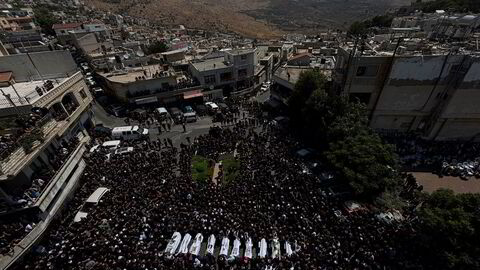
[146,41,169,55]
[33,5,59,36]
[347,21,367,37]
[325,129,399,199]
[416,189,480,269]
[288,70,328,143]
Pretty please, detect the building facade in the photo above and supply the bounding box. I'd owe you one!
[336,46,480,140]
[0,51,93,269]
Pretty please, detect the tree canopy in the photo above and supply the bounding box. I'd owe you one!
[415,189,480,269]
[288,69,401,199]
[33,5,59,36]
[145,41,169,55]
[347,15,394,37]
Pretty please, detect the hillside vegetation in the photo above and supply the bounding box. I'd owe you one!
[86,0,410,38]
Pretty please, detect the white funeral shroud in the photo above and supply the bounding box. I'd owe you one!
[271,237,281,259]
[285,241,293,257]
[244,237,253,259]
[207,234,216,255]
[258,238,267,258]
[177,233,192,254]
[230,238,241,258]
[165,232,182,254]
[220,237,230,256]
[189,233,203,256]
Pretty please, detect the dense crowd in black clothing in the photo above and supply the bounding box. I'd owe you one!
[382,132,480,176]
[0,138,81,255]
[0,111,50,160]
[9,108,420,270]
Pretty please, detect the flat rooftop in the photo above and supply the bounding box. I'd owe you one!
[227,48,254,55]
[0,78,67,109]
[191,58,230,72]
[275,66,332,84]
[99,65,176,83]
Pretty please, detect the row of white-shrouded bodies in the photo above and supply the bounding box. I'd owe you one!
[164,232,300,259]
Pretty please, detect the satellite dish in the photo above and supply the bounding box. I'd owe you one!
[123,54,130,60]
[136,50,145,57]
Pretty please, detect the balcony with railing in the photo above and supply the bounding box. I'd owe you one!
[0,93,91,179]
[0,138,88,267]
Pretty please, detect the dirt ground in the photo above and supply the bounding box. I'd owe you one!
[412,172,480,194]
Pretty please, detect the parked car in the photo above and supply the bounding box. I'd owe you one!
[155,107,169,119]
[217,103,228,113]
[92,87,104,96]
[194,104,207,116]
[184,105,194,113]
[74,187,110,222]
[205,102,219,115]
[169,107,184,123]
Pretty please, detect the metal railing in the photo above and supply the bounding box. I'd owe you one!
[0,113,53,162]
[33,72,83,108]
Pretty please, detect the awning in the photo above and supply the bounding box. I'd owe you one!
[183,90,203,99]
[135,96,158,105]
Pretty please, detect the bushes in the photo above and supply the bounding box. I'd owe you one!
[191,155,213,183]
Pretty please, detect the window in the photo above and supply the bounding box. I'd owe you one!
[356,65,378,77]
[220,72,232,82]
[241,55,247,60]
[204,75,216,84]
[79,89,87,99]
[238,69,247,78]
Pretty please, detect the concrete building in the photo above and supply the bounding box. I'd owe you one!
[335,39,480,140]
[52,22,83,45]
[271,55,335,106]
[189,49,256,96]
[0,51,93,269]
[98,64,201,105]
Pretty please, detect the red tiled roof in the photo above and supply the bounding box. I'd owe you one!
[52,22,82,30]
[0,71,13,83]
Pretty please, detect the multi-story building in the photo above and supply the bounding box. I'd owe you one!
[0,51,93,269]
[189,49,256,96]
[98,64,202,105]
[335,38,480,140]
[271,54,336,106]
[52,22,83,45]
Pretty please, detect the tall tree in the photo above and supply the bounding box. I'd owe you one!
[415,189,480,269]
[33,5,59,36]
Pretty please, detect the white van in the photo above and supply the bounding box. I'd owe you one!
[89,140,121,153]
[111,126,149,140]
[74,187,110,222]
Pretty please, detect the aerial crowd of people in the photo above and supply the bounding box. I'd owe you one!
[6,101,422,270]
[382,132,480,178]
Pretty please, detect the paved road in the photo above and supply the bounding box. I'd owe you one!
[91,90,269,148]
[91,102,220,147]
